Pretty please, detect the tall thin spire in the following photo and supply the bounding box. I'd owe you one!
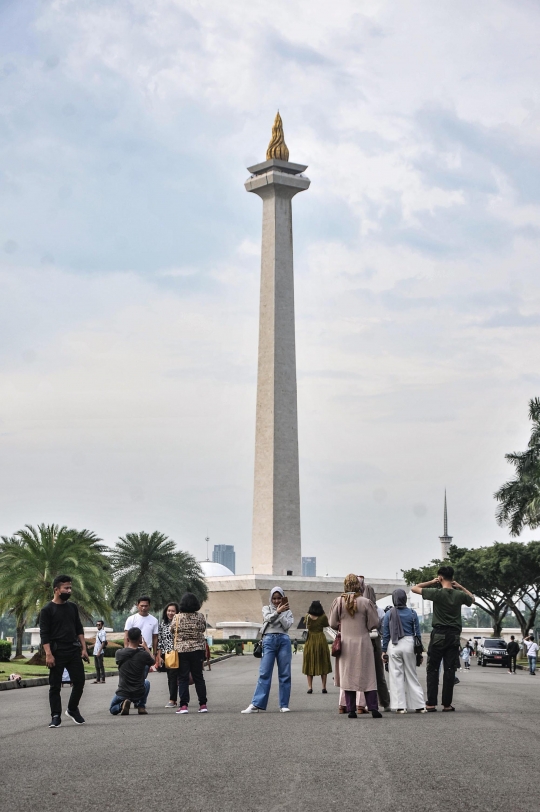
[439,489,453,560]
[444,489,448,536]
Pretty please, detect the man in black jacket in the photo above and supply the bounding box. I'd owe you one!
[39,574,90,728]
[507,635,520,674]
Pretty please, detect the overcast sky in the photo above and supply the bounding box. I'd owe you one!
[1,0,539,578]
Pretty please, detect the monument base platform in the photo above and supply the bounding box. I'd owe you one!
[204,574,405,637]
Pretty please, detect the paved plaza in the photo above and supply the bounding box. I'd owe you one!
[1,655,538,812]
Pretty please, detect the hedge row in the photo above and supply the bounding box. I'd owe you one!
[0,639,12,661]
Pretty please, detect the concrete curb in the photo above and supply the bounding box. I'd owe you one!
[0,669,119,692]
[1,653,239,691]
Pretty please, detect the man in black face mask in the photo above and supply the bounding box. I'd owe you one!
[39,574,89,728]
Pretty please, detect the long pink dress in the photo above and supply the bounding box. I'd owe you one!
[329,595,379,692]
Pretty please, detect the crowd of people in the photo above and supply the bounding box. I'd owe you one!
[38,567,536,727]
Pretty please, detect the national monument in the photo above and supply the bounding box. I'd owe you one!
[204,114,403,636]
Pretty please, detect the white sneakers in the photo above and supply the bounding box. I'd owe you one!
[241,703,291,714]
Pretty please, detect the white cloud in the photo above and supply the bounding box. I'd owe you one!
[0,0,539,576]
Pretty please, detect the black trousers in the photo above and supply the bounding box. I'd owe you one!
[167,668,189,705]
[178,650,207,707]
[94,654,105,682]
[426,627,461,708]
[371,635,391,708]
[49,646,85,717]
[508,655,517,673]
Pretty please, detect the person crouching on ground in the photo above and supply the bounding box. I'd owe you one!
[329,574,383,719]
[110,627,154,715]
[242,587,294,713]
[381,589,427,714]
[170,592,209,714]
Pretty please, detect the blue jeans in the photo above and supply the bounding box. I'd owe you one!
[109,680,150,714]
[529,656,536,674]
[252,634,291,710]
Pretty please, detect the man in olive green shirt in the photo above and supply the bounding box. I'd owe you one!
[412,565,475,711]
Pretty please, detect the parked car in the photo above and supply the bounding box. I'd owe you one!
[476,638,508,667]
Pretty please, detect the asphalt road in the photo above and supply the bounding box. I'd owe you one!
[1,655,538,812]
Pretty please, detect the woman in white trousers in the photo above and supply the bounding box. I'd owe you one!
[382,589,426,713]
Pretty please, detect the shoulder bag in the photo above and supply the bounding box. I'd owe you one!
[253,621,271,659]
[331,599,342,657]
[164,618,179,669]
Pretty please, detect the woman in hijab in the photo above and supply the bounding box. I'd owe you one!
[302,600,332,693]
[381,588,426,713]
[329,574,382,719]
[241,586,294,713]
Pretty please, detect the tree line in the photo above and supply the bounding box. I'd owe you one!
[405,398,540,639]
[403,541,540,637]
[0,526,207,657]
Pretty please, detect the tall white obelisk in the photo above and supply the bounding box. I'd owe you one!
[245,113,310,576]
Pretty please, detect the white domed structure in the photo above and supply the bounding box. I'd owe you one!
[199,560,234,578]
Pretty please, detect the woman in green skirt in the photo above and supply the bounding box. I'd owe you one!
[302,600,332,693]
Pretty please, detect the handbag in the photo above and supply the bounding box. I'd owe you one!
[413,634,424,655]
[164,618,179,669]
[253,621,270,659]
[369,629,379,639]
[331,598,343,657]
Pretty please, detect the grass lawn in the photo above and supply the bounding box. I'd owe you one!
[0,657,118,679]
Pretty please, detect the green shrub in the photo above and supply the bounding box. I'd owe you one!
[0,639,12,662]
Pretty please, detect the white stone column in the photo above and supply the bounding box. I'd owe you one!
[245,159,310,575]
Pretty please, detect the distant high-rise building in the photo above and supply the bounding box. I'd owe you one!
[302,557,316,577]
[439,491,453,560]
[212,544,236,574]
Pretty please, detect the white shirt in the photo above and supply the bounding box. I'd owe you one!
[124,613,159,649]
[524,640,539,657]
[94,628,107,656]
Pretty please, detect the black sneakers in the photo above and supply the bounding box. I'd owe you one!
[65,708,86,724]
[120,699,131,715]
[48,715,62,728]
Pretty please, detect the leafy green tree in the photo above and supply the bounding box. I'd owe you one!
[403,547,510,636]
[404,542,540,637]
[110,531,207,613]
[0,524,112,658]
[495,397,540,536]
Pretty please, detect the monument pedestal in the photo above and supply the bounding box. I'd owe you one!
[205,574,406,635]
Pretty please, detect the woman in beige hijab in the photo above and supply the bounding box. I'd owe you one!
[329,574,382,719]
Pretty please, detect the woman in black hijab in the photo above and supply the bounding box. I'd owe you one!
[381,589,426,714]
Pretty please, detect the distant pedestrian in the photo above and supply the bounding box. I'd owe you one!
[110,627,154,715]
[39,574,90,728]
[170,592,209,714]
[242,586,293,713]
[523,635,538,675]
[507,635,520,674]
[329,574,382,719]
[302,600,332,694]
[381,589,426,713]
[293,639,298,654]
[411,566,475,712]
[157,602,180,708]
[92,620,107,684]
[461,644,471,671]
[124,597,159,666]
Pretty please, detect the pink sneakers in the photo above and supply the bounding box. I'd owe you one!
[175,705,189,714]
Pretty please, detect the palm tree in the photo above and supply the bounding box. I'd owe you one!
[110,531,207,612]
[0,524,112,658]
[495,397,540,535]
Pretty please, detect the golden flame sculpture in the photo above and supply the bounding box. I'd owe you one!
[266,111,289,161]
